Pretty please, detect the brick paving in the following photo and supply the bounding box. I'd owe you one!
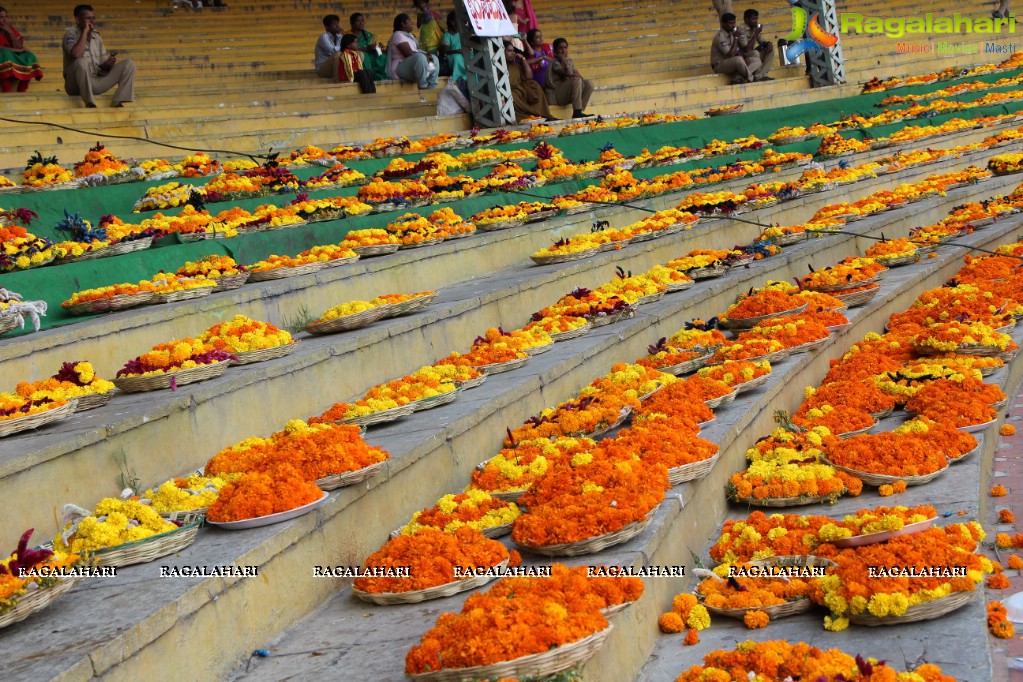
[989,387,1023,682]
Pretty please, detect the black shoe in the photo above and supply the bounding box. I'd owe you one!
[545,116,560,122]
[572,110,590,118]
[754,76,774,81]
[730,76,746,85]
[993,10,1004,18]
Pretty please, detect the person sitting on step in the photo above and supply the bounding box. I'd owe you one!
[737,8,773,81]
[544,38,593,119]
[710,12,750,85]
[388,12,438,90]
[62,4,135,107]
[0,6,43,92]
[314,14,346,79]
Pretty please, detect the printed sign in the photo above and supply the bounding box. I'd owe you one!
[463,0,517,36]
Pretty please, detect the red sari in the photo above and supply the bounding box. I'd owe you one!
[0,27,43,91]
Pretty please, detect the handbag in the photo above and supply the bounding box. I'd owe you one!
[355,69,376,94]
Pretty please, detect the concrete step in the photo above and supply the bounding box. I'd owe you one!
[6,177,1016,682]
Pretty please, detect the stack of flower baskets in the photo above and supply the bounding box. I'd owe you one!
[206,419,390,492]
[176,254,249,291]
[0,530,84,630]
[719,289,807,332]
[21,152,77,190]
[511,449,668,555]
[0,217,56,272]
[393,490,520,539]
[138,472,237,523]
[809,522,990,628]
[52,497,201,566]
[15,361,115,411]
[405,569,613,679]
[340,228,401,257]
[305,300,389,334]
[198,314,294,365]
[469,436,596,502]
[114,337,232,392]
[371,291,439,318]
[248,252,327,282]
[61,280,156,316]
[354,526,513,605]
[72,143,142,186]
[386,212,445,247]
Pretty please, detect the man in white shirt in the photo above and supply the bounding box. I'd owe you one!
[314,14,344,78]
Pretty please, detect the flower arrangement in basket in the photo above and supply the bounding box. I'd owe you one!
[675,640,954,679]
[22,151,75,188]
[505,391,638,444]
[471,326,552,359]
[357,178,433,206]
[405,572,611,678]
[329,144,371,162]
[138,472,237,518]
[173,152,220,177]
[72,143,137,184]
[0,215,55,271]
[809,522,990,630]
[303,163,367,189]
[385,212,445,246]
[799,258,886,292]
[902,378,1000,429]
[692,568,815,628]
[455,147,504,168]
[248,252,325,276]
[668,321,728,351]
[115,337,232,389]
[198,315,293,360]
[205,463,324,523]
[52,498,194,559]
[911,319,1014,354]
[637,337,711,374]
[206,419,389,487]
[133,181,206,213]
[821,431,949,484]
[468,436,596,499]
[394,490,520,537]
[16,361,114,408]
[0,176,16,190]
[341,228,401,252]
[176,254,247,286]
[596,269,667,305]
[988,152,1023,174]
[0,530,84,628]
[892,416,980,462]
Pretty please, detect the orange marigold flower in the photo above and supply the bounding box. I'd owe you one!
[743,610,771,629]
[879,484,894,497]
[987,573,1012,589]
[1002,424,1017,436]
[683,628,699,646]
[996,533,1013,548]
[1000,509,1016,524]
[1008,555,1023,570]
[992,485,1009,497]
[658,611,686,633]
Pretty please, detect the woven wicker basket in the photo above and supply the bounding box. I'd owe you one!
[822,456,947,487]
[807,274,881,293]
[686,265,727,280]
[398,237,444,250]
[378,293,438,319]
[212,272,251,292]
[525,342,553,356]
[0,315,19,336]
[351,243,400,257]
[719,303,808,331]
[549,323,592,342]
[870,407,894,420]
[588,308,635,328]
[832,517,937,548]
[390,521,511,541]
[455,373,488,390]
[875,252,919,268]
[833,286,879,307]
[229,343,296,365]
[668,452,720,486]
[477,219,525,232]
[788,336,830,354]
[601,600,635,617]
[248,262,326,282]
[530,248,600,266]
[743,349,790,365]
[768,231,807,247]
[73,391,114,411]
[0,400,77,438]
[339,403,415,427]
[319,255,360,269]
[748,555,837,570]
[353,559,508,606]
[659,351,714,376]
[57,236,154,264]
[112,361,228,393]
[476,356,530,374]
[88,518,202,567]
[771,133,813,145]
[704,390,737,410]
[407,624,612,682]
[515,513,652,557]
[158,508,206,525]
[635,291,665,306]
[305,306,388,334]
[316,459,387,491]
[151,287,215,304]
[571,407,632,440]
[525,209,558,224]
[693,567,813,620]
[848,590,973,626]
[0,574,84,630]
[62,291,155,316]
[409,385,463,412]
[733,371,772,395]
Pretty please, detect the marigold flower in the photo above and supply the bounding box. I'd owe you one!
[992,485,1009,497]
[1002,424,1017,436]
[743,610,770,629]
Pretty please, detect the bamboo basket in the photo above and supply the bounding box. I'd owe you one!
[316,459,387,491]
[530,248,600,266]
[768,231,807,246]
[719,303,808,331]
[693,568,813,620]
[588,308,635,328]
[340,403,415,427]
[56,236,154,264]
[0,574,84,630]
[515,513,652,557]
[848,590,974,626]
[0,399,77,438]
[351,243,400,257]
[822,456,947,486]
[685,265,727,280]
[229,343,296,365]
[743,349,791,365]
[87,518,202,567]
[112,361,228,393]
[875,252,919,268]
[407,624,612,682]
[319,255,360,269]
[353,559,509,606]
[151,287,215,304]
[477,219,525,232]
[305,306,388,334]
[248,262,327,282]
[524,209,558,224]
[665,279,695,293]
[788,336,830,354]
[833,286,879,307]
[525,342,553,356]
[476,356,530,374]
[455,373,488,390]
[398,237,444,250]
[212,272,251,292]
[62,291,155,316]
[807,274,881,293]
[73,391,114,411]
[668,452,721,486]
[658,351,714,376]
[733,371,772,394]
[409,385,463,412]
[378,293,438,318]
[549,323,592,342]
[704,390,737,410]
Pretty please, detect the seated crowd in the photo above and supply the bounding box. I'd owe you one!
[311,0,594,122]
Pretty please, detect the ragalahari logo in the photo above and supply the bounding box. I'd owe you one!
[784,0,839,62]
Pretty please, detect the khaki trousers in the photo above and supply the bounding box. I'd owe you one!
[64,57,136,105]
[713,55,750,81]
[545,76,593,111]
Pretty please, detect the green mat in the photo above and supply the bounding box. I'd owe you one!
[3,66,1022,334]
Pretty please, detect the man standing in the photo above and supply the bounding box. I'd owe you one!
[63,4,135,107]
[738,9,773,81]
[545,38,593,119]
[711,12,750,84]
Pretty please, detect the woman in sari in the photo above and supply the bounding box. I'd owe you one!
[504,41,551,122]
[0,7,42,93]
[349,12,389,81]
[525,28,552,89]
[438,11,465,81]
